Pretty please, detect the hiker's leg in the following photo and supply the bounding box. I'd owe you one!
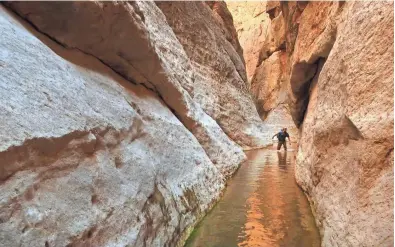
[284,141,287,151]
[277,142,281,150]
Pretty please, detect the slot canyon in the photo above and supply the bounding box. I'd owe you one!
[0,1,393,247]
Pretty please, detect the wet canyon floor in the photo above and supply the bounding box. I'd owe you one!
[185,147,321,247]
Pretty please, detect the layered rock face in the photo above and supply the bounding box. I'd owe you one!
[6,1,268,149]
[251,50,297,139]
[0,6,225,247]
[230,1,298,141]
[295,2,394,246]
[0,1,266,246]
[268,1,393,246]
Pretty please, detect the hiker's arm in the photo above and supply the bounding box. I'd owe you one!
[287,134,291,142]
[272,134,277,139]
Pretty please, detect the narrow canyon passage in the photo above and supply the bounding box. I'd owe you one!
[185,148,320,247]
[0,1,392,246]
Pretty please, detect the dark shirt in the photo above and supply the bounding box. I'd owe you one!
[277,132,289,142]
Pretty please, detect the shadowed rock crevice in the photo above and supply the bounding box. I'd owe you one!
[290,57,326,127]
[286,9,337,126]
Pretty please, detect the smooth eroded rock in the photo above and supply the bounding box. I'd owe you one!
[5,1,248,173]
[293,2,394,246]
[156,1,270,148]
[0,6,230,247]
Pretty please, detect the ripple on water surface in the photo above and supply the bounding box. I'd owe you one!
[185,148,321,247]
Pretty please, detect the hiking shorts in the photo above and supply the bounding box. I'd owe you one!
[277,141,287,150]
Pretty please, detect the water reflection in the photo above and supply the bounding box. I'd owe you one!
[277,151,287,171]
[185,150,321,247]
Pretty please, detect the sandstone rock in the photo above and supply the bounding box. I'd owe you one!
[251,51,287,118]
[7,1,268,150]
[226,1,269,80]
[250,51,297,139]
[266,1,281,20]
[0,6,232,247]
[228,1,298,145]
[291,2,394,246]
[5,1,247,175]
[286,1,337,126]
[280,1,309,55]
[257,10,286,64]
[252,1,393,245]
[206,1,245,67]
[155,1,269,148]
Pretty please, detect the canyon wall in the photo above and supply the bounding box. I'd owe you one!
[5,1,270,150]
[253,1,394,246]
[0,2,267,246]
[226,1,269,81]
[228,1,298,143]
[293,2,394,246]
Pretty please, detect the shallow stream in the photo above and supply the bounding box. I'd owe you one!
[185,148,321,247]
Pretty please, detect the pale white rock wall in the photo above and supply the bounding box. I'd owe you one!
[7,1,270,151]
[5,1,247,173]
[0,7,230,247]
[156,1,270,148]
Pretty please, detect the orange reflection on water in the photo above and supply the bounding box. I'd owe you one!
[238,152,290,247]
[185,150,321,247]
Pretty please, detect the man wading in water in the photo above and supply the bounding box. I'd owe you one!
[272,128,291,151]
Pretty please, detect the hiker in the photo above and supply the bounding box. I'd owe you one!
[272,128,291,151]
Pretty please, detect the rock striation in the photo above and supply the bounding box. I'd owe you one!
[155,1,268,148]
[0,6,227,247]
[0,1,269,246]
[6,1,269,150]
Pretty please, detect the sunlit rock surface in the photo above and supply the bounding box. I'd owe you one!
[251,50,297,139]
[1,1,391,246]
[156,1,269,148]
[226,1,269,81]
[230,1,297,140]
